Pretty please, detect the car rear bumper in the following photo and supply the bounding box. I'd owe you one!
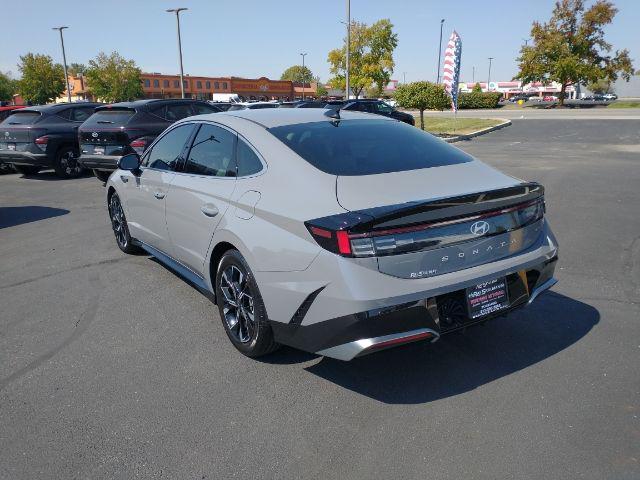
[258,220,559,360]
[0,150,50,167]
[78,154,120,171]
[270,256,558,360]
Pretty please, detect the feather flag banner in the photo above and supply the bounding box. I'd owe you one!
[442,30,462,112]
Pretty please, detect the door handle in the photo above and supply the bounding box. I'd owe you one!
[200,204,219,217]
[153,191,166,199]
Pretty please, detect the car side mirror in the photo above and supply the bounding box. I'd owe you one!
[118,153,141,173]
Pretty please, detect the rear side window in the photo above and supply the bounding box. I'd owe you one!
[184,124,236,177]
[268,119,473,176]
[70,107,95,122]
[3,111,41,125]
[165,104,193,122]
[237,139,263,176]
[192,103,219,115]
[83,109,135,126]
[142,124,194,170]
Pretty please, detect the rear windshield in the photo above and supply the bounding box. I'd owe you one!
[2,111,41,125]
[82,109,135,126]
[268,119,473,176]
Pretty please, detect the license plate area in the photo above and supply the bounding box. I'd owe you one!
[7,143,16,151]
[93,146,105,155]
[466,277,510,320]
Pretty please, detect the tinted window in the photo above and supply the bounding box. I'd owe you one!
[237,139,263,176]
[165,104,192,121]
[268,119,473,176]
[193,103,219,114]
[184,124,236,177]
[70,107,95,122]
[375,102,394,114]
[83,109,135,126]
[142,124,194,170]
[2,111,42,125]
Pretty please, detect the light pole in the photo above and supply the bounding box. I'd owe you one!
[299,52,307,100]
[472,66,475,84]
[52,26,71,103]
[487,57,494,91]
[166,8,188,99]
[403,72,407,84]
[345,0,350,99]
[436,19,445,84]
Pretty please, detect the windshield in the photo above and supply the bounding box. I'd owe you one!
[82,109,135,126]
[268,119,473,176]
[2,111,41,125]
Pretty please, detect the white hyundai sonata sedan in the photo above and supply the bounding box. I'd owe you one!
[106,108,558,360]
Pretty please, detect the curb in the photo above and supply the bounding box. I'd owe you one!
[443,119,512,143]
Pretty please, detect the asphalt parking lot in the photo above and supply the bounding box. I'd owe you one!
[1,119,639,479]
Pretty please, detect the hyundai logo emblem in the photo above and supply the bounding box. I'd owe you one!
[470,220,490,236]
[91,132,98,138]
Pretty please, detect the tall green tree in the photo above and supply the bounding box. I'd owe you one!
[586,78,613,94]
[327,19,398,98]
[394,81,449,130]
[280,65,313,84]
[516,0,634,105]
[0,71,18,102]
[17,53,65,105]
[84,52,144,103]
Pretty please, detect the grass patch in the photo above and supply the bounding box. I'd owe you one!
[607,101,640,108]
[415,116,504,135]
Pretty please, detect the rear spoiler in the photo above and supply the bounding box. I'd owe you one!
[310,182,545,233]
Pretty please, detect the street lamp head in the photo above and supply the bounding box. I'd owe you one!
[52,26,69,31]
[166,7,188,13]
[441,19,445,23]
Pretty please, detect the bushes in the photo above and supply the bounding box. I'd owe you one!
[458,91,503,109]
[395,81,450,130]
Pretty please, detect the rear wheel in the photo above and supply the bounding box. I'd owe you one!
[93,169,111,183]
[13,165,41,175]
[216,250,279,357]
[108,192,141,254]
[54,146,83,178]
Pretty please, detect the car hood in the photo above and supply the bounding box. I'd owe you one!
[336,160,521,211]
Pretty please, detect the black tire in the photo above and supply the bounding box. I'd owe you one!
[108,192,142,254]
[53,146,84,178]
[216,250,280,357]
[13,165,41,175]
[93,169,111,183]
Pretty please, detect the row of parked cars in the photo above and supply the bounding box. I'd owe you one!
[0,98,412,181]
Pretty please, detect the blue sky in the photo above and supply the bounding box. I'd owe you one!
[1,0,638,85]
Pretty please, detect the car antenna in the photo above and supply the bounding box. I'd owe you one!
[324,107,340,120]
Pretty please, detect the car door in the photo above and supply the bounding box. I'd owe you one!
[122,123,196,254]
[164,122,238,274]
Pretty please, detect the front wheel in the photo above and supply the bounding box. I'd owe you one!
[216,250,280,358]
[108,192,141,254]
[13,165,41,175]
[54,146,84,178]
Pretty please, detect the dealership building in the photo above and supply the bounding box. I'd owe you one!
[57,72,318,103]
[460,80,577,98]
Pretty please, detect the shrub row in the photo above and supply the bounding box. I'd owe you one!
[457,92,503,109]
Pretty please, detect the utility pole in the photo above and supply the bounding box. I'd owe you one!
[167,8,188,98]
[487,57,494,91]
[436,19,445,83]
[300,52,307,100]
[403,72,407,84]
[472,66,475,84]
[52,27,71,103]
[345,0,350,99]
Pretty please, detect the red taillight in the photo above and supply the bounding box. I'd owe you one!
[130,139,147,154]
[306,225,353,256]
[34,135,48,151]
[336,230,352,255]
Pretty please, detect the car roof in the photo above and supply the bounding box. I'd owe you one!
[191,108,394,128]
[99,98,209,109]
[19,102,102,113]
[0,105,26,112]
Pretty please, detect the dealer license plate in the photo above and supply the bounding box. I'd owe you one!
[93,146,105,155]
[466,277,510,319]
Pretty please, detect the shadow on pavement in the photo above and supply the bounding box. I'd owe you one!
[0,206,70,229]
[304,292,598,404]
[16,171,93,181]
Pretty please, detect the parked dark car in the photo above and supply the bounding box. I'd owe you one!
[78,99,222,182]
[331,99,415,125]
[0,102,101,178]
[509,94,531,103]
[582,94,606,101]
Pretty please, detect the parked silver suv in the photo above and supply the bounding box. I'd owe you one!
[106,109,558,360]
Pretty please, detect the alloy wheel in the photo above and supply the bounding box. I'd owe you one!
[60,150,81,176]
[109,195,128,248]
[219,265,256,343]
